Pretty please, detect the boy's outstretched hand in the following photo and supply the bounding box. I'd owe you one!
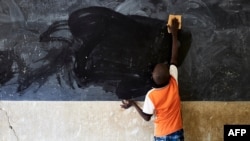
[120,99,134,109]
[120,99,152,121]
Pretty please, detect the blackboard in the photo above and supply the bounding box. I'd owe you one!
[0,0,249,101]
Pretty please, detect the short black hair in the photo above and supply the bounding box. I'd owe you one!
[152,63,170,86]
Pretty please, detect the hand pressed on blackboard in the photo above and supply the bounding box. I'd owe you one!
[121,100,152,121]
[120,99,134,109]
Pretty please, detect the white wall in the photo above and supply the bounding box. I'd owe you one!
[0,101,153,141]
[1,101,250,141]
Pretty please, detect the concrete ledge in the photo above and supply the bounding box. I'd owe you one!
[0,101,250,141]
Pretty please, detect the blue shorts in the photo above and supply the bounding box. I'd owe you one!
[154,129,184,141]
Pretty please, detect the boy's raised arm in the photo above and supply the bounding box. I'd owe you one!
[169,18,180,66]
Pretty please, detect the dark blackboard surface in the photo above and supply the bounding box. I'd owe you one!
[0,0,250,101]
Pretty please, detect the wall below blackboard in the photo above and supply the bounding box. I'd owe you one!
[1,101,250,141]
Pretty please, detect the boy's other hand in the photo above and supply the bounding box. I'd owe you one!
[120,99,134,109]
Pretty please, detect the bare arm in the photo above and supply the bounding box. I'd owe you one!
[169,18,180,66]
[121,100,152,121]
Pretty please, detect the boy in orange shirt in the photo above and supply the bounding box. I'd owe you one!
[121,18,184,141]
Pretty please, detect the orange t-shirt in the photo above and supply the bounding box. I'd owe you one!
[143,65,183,137]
